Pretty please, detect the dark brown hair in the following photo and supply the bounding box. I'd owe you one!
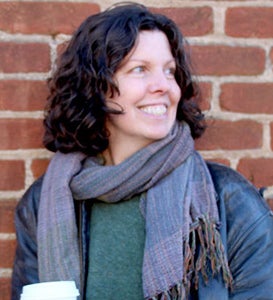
[43,3,205,155]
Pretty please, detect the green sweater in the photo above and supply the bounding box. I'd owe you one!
[86,196,145,300]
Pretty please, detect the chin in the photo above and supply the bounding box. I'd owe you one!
[147,132,170,142]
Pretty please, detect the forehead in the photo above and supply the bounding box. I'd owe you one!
[124,30,173,61]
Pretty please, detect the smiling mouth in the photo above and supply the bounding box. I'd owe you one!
[139,104,167,116]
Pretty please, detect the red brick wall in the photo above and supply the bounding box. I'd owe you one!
[1,1,273,298]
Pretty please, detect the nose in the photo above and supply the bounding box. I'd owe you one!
[148,69,170,94]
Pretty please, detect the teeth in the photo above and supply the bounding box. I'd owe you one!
[140,105,167,116]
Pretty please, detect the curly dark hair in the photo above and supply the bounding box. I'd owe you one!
[43,2,205,155]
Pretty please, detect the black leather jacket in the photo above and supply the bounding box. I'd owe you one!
[11,162,273,299]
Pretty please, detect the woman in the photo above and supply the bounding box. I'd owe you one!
[12,3,273,300]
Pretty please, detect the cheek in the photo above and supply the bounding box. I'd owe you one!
[117,81,146,106]
[172,84,182,104]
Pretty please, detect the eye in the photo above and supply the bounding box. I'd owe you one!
[164,67,176,78]
[131,66,145,74]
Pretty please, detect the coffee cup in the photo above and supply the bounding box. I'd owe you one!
[20,281,80,300]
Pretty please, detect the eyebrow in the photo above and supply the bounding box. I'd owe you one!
[126,58,176,65]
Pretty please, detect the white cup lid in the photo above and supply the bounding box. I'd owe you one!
[20,281,80,299]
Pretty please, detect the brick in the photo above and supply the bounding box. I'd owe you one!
[270,48,273,66]
[0,2,100,35]
[0,80,47,111]
[237,158,273,187]
[226,7,273,38]
[0,42,50,73]
[151,7,213,36]
[195,119,263,150]
[57,41,69,58]
[0,119,43,150]
[0,160,24,191]
[31,158,50,179]
[197,82,212,111]
[0,278,11,300]
[0,239,16,268]
[191,45,265,76]
[0,200,17,232]
[271,123,273,151]
[220,83,273,114]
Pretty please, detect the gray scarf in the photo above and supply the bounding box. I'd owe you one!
[38,122,232,299]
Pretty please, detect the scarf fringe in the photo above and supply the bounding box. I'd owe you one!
[150,283,186,300]
[185,216,233,290]
[149,216,233,300]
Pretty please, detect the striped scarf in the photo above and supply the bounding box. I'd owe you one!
[38,122,232,299]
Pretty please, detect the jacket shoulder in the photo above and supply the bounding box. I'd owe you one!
[206,161,273,257]
[206,161,269,214]
[207,161,259,194]
[16,176,44,222]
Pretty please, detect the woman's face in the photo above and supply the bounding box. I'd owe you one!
[106,30,181,153]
